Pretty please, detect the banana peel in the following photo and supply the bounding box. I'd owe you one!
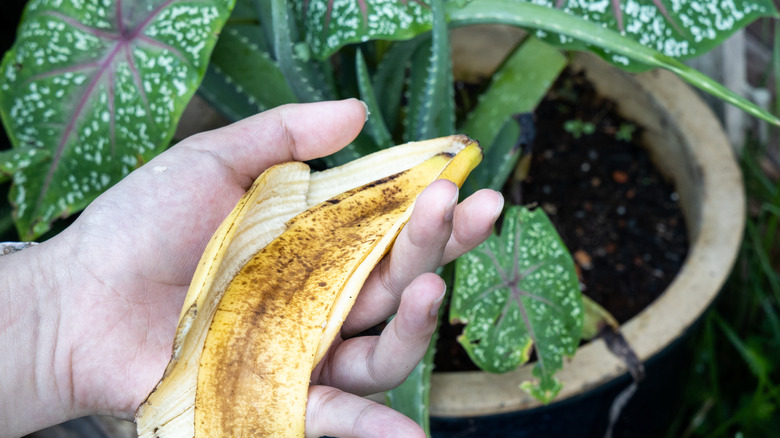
[135,135,482,437]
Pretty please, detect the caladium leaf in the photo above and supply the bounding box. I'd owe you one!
[0,0,235,239]
[0,146,51,184]
[291,0,437,60]
[445,0,778,69]
[448,0,780,126]
[452,206,583,402]
[532,0,778,66]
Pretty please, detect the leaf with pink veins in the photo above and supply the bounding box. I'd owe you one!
[0,0,236,239]
[292,0,436,60]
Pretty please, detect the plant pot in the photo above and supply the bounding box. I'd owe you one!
[429,31,745,437]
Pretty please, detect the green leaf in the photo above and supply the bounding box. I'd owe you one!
[461,116,522,198]
[355,48,393,148]
[448,0,780,126]
[460,37,565,149]
[0,0,236,239]
[458,36,565,198]
[459,36,565,207]
[403,0,453,142]
[0,146,51,184]
[714,313,772,383]
[270,0,335,103]
[386,319,437,437]
[291,0,437,60]
[526,0,778,64]
[452,206,583,402]
[199,3,296,122]
[373,37,426,134]
[581,294,619,340]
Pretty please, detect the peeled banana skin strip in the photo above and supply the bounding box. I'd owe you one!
[135,135,482,437]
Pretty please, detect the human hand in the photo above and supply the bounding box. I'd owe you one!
[1,99,502,437]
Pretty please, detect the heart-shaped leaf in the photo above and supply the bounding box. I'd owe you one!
[452,206,583,402]
[291,0,437,60]
[0,0,235,239]
[533,0,778,64]
[448,0,780,126]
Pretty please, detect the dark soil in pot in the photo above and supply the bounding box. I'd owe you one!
[436,68,689,372]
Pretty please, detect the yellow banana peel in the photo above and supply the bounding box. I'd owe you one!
[135,135,482,437]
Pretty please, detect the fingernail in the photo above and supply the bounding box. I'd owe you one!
[359,99,370,122]
[444,188,459,222]
[492,191,505,222]
[430,287,447,317]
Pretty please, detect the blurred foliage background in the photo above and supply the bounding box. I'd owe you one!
[1,0,780,435]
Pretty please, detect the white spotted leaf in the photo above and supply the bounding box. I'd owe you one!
[534,0,779,63]
[0,0,235,239]
[448,1,780,126]
[447,0,778,70]
[290,0,437,60]
[451,206,583,403]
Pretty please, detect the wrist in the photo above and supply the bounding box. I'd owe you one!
[0,237,81,436]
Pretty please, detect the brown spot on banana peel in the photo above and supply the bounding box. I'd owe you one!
[195,143,482,437]
[135,136,481,438]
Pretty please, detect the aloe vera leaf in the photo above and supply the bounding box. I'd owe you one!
[374,37,426,134]
[404,0,453,142]
[355,49,393,148]
[270,0,333,103]
[460,37,566,150]
[460,116,522,198]
[199,24,295,122]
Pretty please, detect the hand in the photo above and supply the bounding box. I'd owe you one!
[0,99,503,437]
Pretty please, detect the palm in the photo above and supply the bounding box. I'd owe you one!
[62,145,252,416]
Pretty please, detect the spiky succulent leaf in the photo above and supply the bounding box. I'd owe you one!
[270,0,335,103]
[460,37,565,150]
[452,206,583,403]
[0,0,235,239]
[199,0,296,122]
[459,36,565,198]
[403,0,453,142]
[373,37,425,134]
[355,49,393,148]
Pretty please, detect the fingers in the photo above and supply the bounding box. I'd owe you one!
[305,386,425,438]
[341,179,456,336]
[306,275,442,437]
[180,99,367,183]
[316,273,445,395]
[342,184,503,336]
[442,187,505,264]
